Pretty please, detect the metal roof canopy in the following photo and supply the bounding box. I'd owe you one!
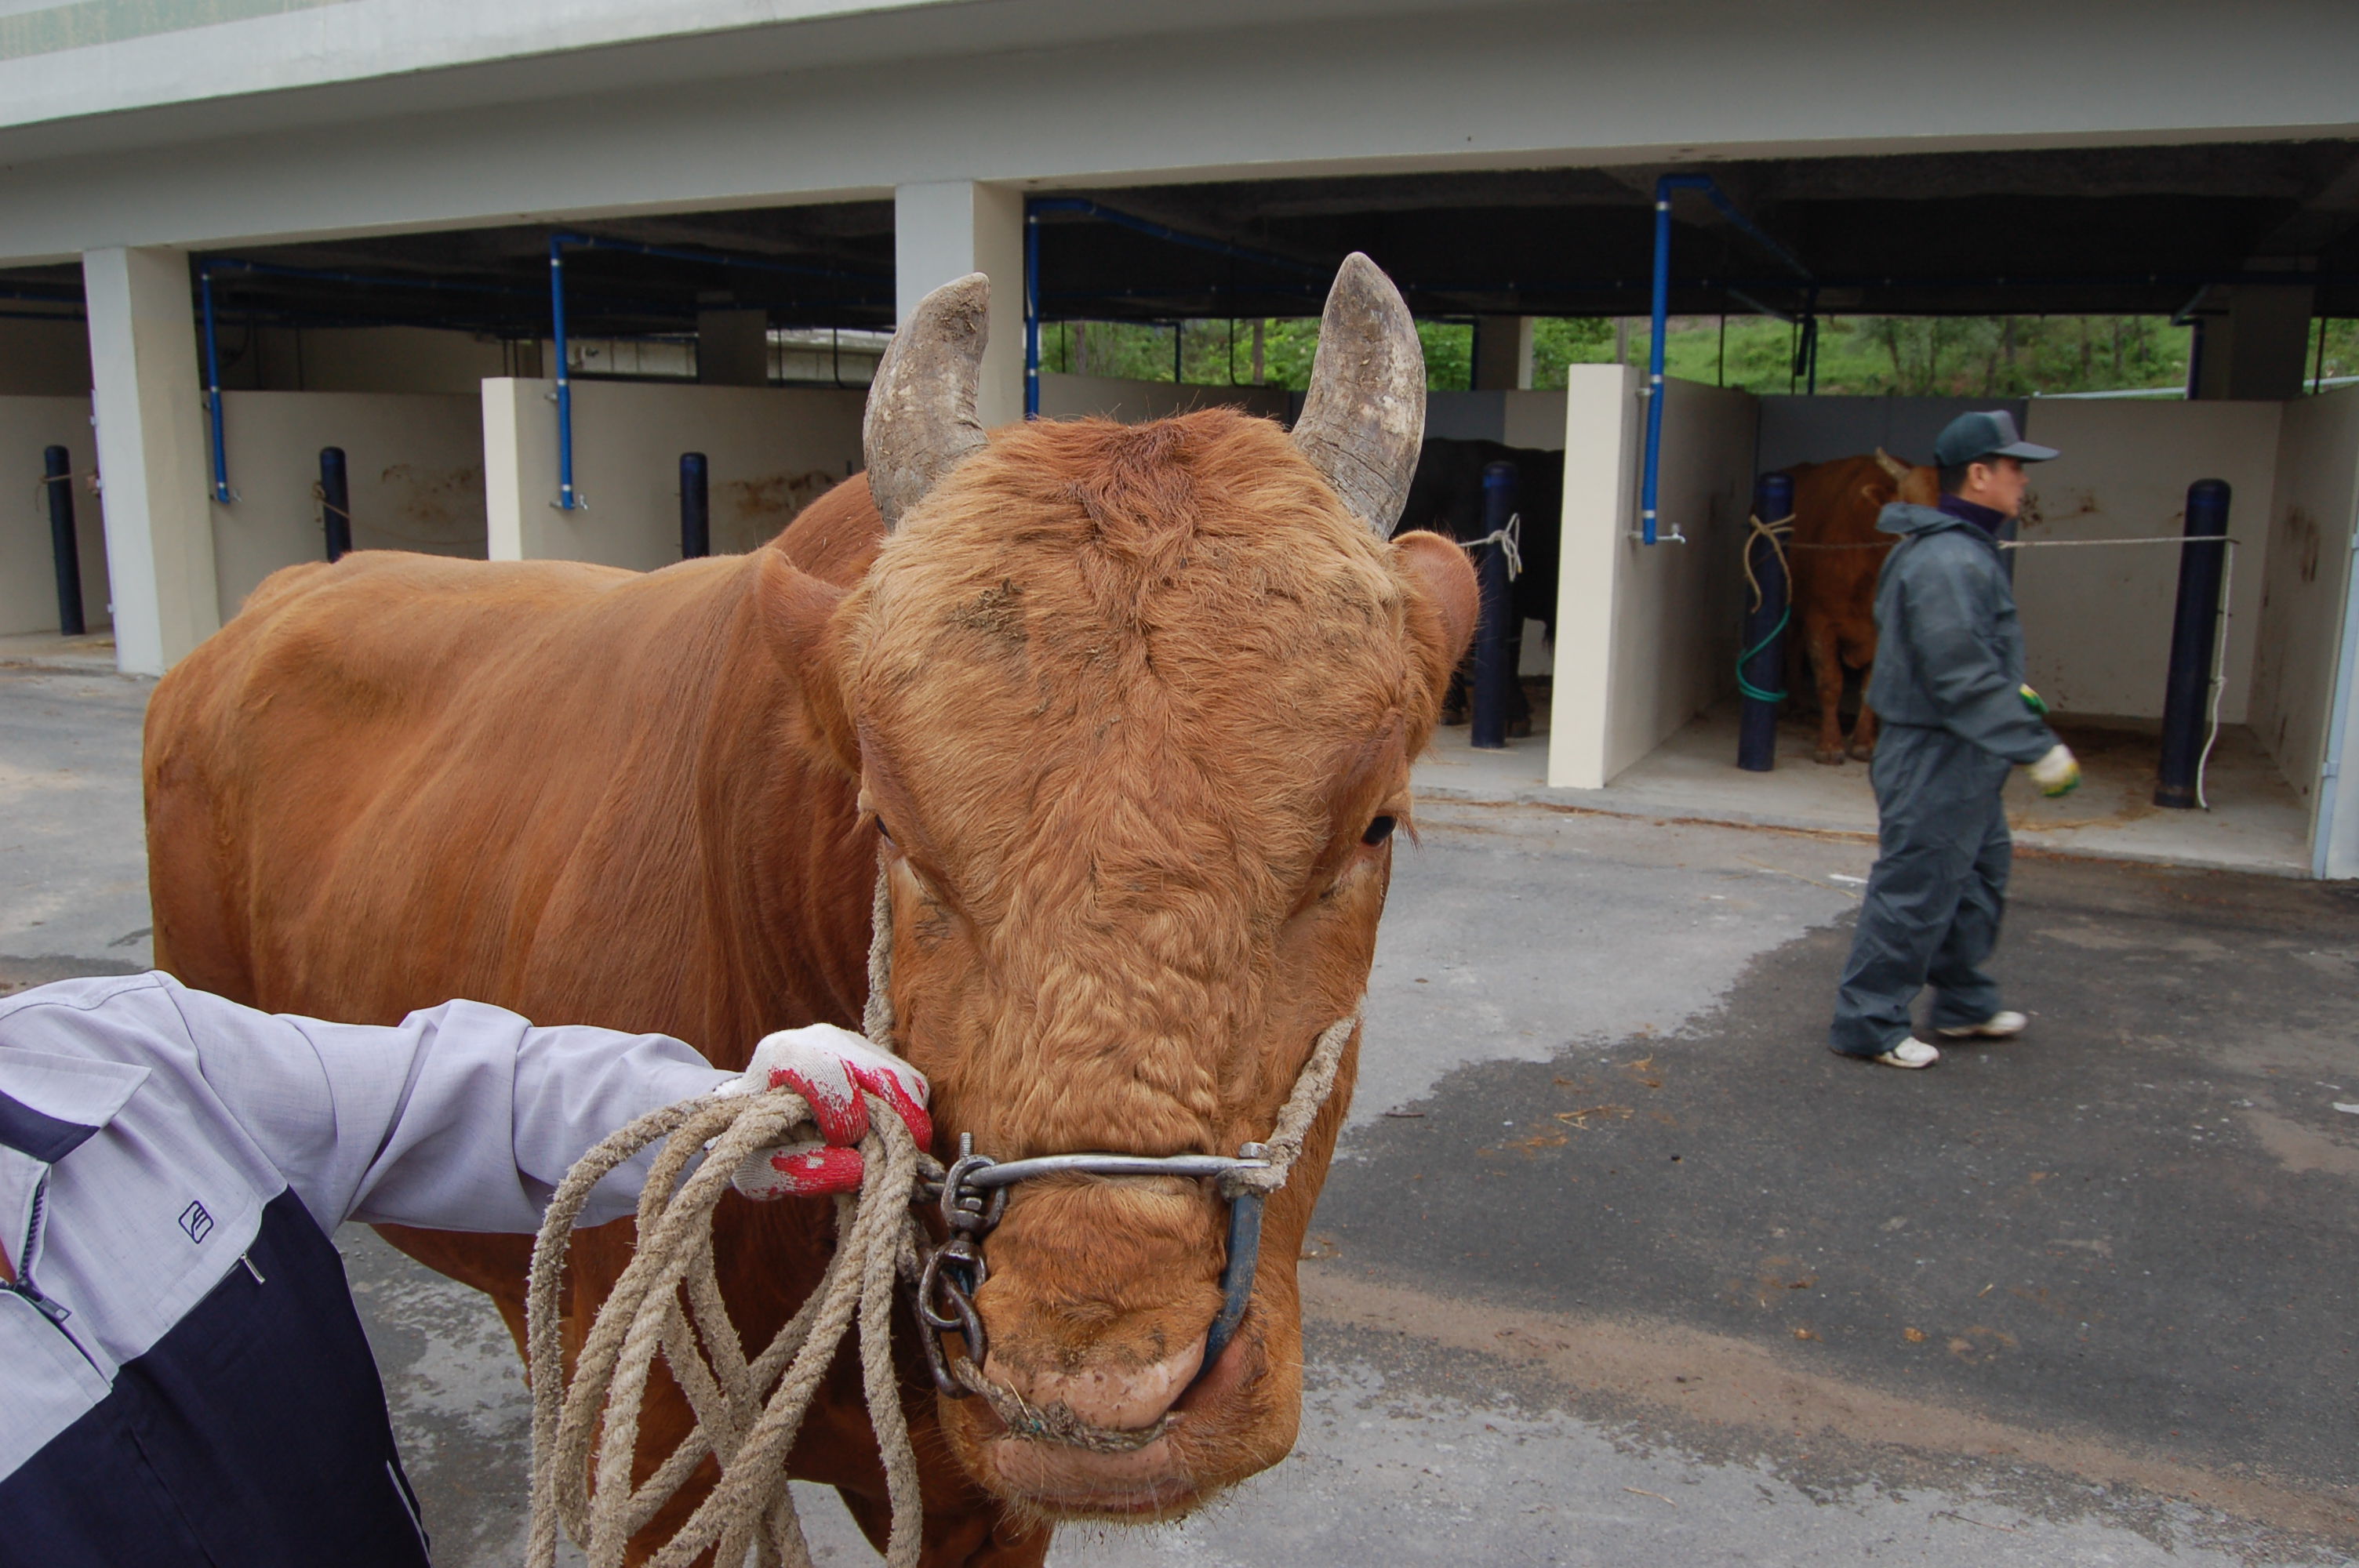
[7,139,2359,331]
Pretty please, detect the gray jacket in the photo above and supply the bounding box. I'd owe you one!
[1863,503,2058,764]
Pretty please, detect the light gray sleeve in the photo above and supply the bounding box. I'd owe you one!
[157,977,732,1235]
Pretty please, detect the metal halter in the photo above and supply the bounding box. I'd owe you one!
[912,1136,1272,1398]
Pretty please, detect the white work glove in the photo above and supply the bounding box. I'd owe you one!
[2029,743,2081,798]
[713,1023,932,1200]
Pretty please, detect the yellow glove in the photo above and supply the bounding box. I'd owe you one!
[2029,743,2080,797]
[2019,684,2049,717]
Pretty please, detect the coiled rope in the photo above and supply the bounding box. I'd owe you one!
[1736,513,1794,703]
[525,866,1358,1567]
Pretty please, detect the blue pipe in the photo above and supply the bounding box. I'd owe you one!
[199,263,230,503]
[1024,209,1041,419]
[550,236,577,510]
[544,230,894,510]
[1640,174,1814,546]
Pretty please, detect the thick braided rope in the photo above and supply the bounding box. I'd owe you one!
[1217,1013,1357,1200]
[525,1087,925,1568]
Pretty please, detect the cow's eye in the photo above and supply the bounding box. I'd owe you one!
[874,817,896,848]
[1361,815,1398,847]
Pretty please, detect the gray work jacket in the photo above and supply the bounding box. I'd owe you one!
[1863,503,2059,764]
[0,971,730,1565]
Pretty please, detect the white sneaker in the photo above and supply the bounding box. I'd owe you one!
[1870,1039,1940,1069]
[1938,1011,2026,1040]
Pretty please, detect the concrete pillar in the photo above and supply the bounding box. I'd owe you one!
[697,308,770,387]
[2191,279,2314,401]
[1547,363,1638,791]
[894,180,1025,429]
[82,246,217,675]
[1472,315,1536,391]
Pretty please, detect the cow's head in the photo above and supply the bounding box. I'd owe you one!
[754,256,1475,1518]
[1873,447,1939,508]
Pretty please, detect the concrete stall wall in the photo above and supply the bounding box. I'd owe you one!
[0,396,106,634]
[0,318,93,397]
[216,325,523,396]
[484,379,863,570]
[1550,368,1756,789]
[2248,384,2359,826]
[2012,400,2281,727]
[207,391,486,621]
[1035,374,1290,425]
[1425,390,1572,452]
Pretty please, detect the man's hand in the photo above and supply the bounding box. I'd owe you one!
[716,1024,932,1200]
[2029,742,2080,797]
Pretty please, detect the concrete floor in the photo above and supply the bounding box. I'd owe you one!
[1413,692,2315,877]
[6,661,2357,1567]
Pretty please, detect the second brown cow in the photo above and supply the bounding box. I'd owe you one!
[1783,448,1939,764]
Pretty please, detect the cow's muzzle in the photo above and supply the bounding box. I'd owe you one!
[912,1138,1270,1410]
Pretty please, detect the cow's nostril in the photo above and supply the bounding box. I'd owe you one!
[983,1335,1206,1433]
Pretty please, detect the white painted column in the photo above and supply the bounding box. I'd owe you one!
[894,180,1025,430]
[2191,279,2315,401]
[1547,364,1637,791]
[1472,315,1536,391]
[83,246,216,674]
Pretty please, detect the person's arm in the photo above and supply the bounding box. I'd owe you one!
[1898,545,2059,764]
[157,978,732,1235]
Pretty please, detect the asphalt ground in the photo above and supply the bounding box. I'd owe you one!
[5,658,2355,1566]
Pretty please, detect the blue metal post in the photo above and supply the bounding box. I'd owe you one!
[1470,461,1519,750]
[549,235,577,510]
[1641,174,1812,547]
[318,447,351,561]
[1640,182,1678,546]
[199,263,230,502]
[1024,209,1041,419]
[1736,472,1794,772]
[44,445,83,637]
[680,452,711,558]
[2155,479,2230,808]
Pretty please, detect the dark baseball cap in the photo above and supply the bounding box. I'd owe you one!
[1933,409,2057,468]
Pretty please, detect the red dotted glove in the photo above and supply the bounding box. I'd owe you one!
[717,1024,932,1200]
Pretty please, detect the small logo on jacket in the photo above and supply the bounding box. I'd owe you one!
[178,1201,213,1243]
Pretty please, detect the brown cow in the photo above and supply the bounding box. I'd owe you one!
[1783,448,1939,764]
[142,259,1476,1564]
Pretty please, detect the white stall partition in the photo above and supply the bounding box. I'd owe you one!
[0,396,106,635]
[206,391,486,622]
[485,379,863,571]
[1549,366,1756,789]
[2012,400,2281,725]
[2245,386,2359,875]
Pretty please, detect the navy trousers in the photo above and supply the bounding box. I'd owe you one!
[1829,723,2012,1057]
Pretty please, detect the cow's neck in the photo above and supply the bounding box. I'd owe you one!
[686,568,877,1068]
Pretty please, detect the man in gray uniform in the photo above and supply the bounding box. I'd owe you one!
[1828,410,2082,1069]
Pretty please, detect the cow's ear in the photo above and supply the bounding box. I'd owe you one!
[1389,529,1479,716]
[754,548,860,776]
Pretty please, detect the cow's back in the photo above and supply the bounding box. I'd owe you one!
[147,480,883,1057]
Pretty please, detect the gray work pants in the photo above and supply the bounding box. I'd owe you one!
[1828,723,2012,1057]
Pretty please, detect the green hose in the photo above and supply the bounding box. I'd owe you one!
[1736,604,1790,703]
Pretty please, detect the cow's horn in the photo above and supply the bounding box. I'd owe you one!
[863,273,990,532]
[1874,447,1910,482]
[1292,253,1426,538]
